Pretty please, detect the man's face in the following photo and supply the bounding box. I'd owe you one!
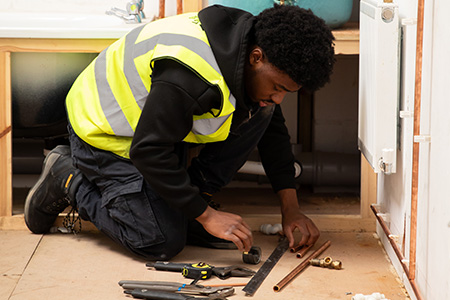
[244,47,301,107]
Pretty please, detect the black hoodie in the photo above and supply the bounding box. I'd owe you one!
[130,5,296,219]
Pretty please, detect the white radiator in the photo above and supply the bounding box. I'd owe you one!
[358,0,400,174]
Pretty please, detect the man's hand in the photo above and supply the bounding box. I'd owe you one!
[278,189,320,248]
[196,206,253,252]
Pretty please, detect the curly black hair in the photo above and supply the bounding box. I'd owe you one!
[253,5,335,91]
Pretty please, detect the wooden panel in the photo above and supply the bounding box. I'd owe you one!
[0,50,12,217]
[333,22,360,55]
[360,153,377,219]
[0,38,116,53]
[0,38,117,217]
[244,214,375,233]
[183,0,203,12]
[0,21,360,223]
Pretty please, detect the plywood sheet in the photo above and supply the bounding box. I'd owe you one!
[0,231,42,300]
[9,231,409,300]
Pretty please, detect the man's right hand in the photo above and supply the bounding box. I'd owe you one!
[195,206,253,252]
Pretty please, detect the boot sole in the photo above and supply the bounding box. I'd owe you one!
[24,145,71,233]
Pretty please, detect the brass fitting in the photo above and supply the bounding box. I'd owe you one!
[331,260,342,270]
[309,257,342,270]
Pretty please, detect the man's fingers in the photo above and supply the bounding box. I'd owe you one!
[225,223,253,252]
[284,226,295,248]
[235,228,253,252]
[306,223,320,245]
[298,229,310,246]
[230,235,245,252]
[295,221,320,247]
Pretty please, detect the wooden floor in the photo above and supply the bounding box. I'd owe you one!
[2,186,410,300]
[1,230,409,300]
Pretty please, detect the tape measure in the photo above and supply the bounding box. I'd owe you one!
[182,262,214,282]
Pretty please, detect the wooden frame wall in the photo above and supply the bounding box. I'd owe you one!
[0,22,371,231]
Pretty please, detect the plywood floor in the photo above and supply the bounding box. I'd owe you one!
[5,185,408,300]
[1,230,410,300]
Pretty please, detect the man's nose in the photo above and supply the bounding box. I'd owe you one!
[271,92,286,105]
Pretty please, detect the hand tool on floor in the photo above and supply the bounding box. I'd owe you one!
[242,246,262,264]
[146,261,255,283]
[273,240,331,292]
[242,237,290,296]
[124,288,228,300]
[119,280,234,299]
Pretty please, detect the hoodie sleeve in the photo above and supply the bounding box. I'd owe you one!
[130,59,221,219]
[257,104,297,192]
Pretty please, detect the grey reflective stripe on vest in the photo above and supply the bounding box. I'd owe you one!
[95,51,135,137]
[191,113,232,136]
[96,24,236,138]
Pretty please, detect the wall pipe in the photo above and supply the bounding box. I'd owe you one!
[237,152,361,187]
[371,205,423,300]
[158,0,165,19]
[177,0,183,15]
[410,0,425,282]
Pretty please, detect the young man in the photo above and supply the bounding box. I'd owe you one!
[25,4,335,260]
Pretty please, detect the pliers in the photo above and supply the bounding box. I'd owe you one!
[211,265,255,279]
[146,261,255,281]
[119,280,234,300]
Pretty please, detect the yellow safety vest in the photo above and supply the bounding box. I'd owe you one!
[66,13,236,159]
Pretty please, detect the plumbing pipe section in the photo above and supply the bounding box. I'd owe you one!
[296,152,360,186]
[273,240,331,292]
[295,244,313,258]
[260,223,282,235]
[409,0,425,283]
[351,293,388,300]
[239,161,302,178]
[310,256,342,270]
[371,205,423,300]
[238,152,360,187]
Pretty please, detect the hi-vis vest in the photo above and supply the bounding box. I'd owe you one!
[66,13,236,159]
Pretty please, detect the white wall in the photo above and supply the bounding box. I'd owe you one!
[377,0,450,299]
[2,0,178,18]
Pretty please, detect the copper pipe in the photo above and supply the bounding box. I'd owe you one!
[290,244,303,253]
[208,283,247,287]
[290,243,312,255]
[410,0,425,282]
[177,0,183,14]
[371,205,423,300]
[273,240,331,292]
[296,244,313,258]
[159,0,165,19]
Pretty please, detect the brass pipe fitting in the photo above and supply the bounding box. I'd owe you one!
[331,260,342,270]
[309,257,342,270]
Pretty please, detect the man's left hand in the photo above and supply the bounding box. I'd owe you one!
[278,188,320,248]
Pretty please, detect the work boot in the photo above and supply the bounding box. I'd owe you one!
[24,145,83,234]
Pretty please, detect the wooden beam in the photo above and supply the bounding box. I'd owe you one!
[0,38,116,53]
[0,50,12,217]
[332,22,360,55]
[2,213,375,232]
[183,0,203,13]
[360,153,377,219]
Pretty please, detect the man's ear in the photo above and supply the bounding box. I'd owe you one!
[248,47,264,66]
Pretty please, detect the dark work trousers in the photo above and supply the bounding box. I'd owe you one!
[68,105,274,260]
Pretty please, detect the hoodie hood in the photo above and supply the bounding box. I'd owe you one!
[198,5,255,111]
